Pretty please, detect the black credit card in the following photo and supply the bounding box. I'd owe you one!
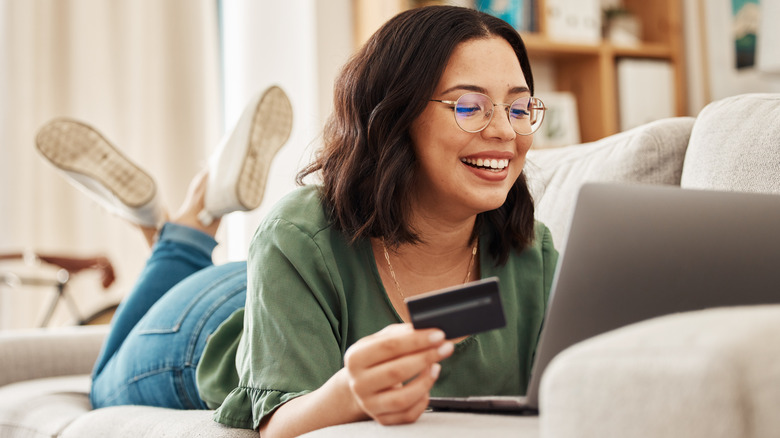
[405,277,505,339]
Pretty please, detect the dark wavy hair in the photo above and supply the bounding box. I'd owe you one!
[297,5,536,266]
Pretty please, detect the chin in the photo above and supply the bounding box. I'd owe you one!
[472,191,510,213]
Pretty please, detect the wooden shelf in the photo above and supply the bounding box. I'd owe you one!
[521,35,673,59]
[611,43,673,58]
[352,0,687,143]
[520,33,602,56]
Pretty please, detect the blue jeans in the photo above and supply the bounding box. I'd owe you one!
[90,223,246,409]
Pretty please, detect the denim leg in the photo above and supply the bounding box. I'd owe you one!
[90,260,247,409]
[92,223,218,379]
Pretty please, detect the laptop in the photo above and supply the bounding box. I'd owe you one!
[429,182,780,414]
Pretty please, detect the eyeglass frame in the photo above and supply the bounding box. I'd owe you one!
[429,93,546,136]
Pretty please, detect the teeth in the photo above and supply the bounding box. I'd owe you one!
[461,158,509,170]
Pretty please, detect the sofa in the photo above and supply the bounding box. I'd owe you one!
[1,93,778,437]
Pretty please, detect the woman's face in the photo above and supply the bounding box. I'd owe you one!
[409,36,533,220]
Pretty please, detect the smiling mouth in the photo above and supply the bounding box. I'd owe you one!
[460,157,509,171]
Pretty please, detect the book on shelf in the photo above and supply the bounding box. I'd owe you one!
[617,59,675,132]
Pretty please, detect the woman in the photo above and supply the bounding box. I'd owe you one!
[214,6,556,436]
[36,5,556,438]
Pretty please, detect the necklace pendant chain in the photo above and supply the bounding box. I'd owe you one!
[381,238,479,300]
[463,242,478,284]
[382,240,404,298]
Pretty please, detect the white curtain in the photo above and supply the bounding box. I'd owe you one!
[0,0,221,329]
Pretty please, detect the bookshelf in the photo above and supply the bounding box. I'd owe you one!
[352,0,686,143]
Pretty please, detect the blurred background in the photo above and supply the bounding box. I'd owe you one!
[1,0,778,330]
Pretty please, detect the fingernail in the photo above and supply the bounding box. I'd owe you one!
[430,363,441,379]
[438,342,454,357]
[428,330,445,343]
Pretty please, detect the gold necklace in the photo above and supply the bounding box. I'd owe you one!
[381,238,479,299]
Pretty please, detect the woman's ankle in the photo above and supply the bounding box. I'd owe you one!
[170,170,221,238]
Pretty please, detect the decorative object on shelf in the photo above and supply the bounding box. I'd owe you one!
[532,92,580,149]
[603,6,641,46]
[545,0,601,44]
[474,0,535,32]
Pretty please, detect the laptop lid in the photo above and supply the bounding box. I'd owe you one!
[523,182,780,410]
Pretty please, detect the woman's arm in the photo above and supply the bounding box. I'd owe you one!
[259,324,453,438]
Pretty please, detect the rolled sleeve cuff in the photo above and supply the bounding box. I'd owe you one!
[212,386,311,430]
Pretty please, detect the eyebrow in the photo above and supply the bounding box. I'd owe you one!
[440,84,530,96]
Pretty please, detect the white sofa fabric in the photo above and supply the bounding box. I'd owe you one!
[0,93,777,437]
[681,93,780,194]
[540,305,780,438]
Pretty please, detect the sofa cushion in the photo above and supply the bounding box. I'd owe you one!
[0,369,537,438]
[61,407,538,438]
[0,325,107,386]
[526,117,695,250]
[0,375,92,438]
[300,412,539,437]
[681,93,780,194]
[61,405,258,438]
[539,305,780,438]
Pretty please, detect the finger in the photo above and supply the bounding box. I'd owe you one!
[374,393,430,426]
[364,364,441,419]
[355,342,453,395]
[374,323,414,336]
[345,326,446,371]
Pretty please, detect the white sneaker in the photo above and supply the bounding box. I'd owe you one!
[198,86,293,226]
[35,118,165,227]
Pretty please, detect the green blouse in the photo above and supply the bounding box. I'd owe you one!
[199,185,558,430]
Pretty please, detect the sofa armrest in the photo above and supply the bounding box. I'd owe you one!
[0,324,108,386]
[539,305,780,438]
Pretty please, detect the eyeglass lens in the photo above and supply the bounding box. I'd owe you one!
[454,93,544,135]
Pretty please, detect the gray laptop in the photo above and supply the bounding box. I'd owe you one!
[429,182,780,414]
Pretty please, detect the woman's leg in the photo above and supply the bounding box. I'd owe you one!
[91,222,218,377]
[91,257,247,409]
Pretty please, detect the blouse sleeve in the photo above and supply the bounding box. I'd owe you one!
[212,218,344,430]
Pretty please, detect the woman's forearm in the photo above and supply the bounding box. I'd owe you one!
[258,368,368,438]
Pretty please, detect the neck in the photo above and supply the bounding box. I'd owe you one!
[376,225,480,301]
[409,203,478,247]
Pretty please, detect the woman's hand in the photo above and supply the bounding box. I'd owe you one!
[258,324,454,437]
[343,323,454,425]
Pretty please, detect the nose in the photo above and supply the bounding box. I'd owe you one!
[482,105,516,141]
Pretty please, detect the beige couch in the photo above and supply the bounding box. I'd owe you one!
[1,93,778,437]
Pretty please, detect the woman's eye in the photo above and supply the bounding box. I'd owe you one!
[509,107,529,119]
[456,105,481,117]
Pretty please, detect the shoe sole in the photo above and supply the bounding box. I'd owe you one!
[235,86,293,210]
[35,119,156,208]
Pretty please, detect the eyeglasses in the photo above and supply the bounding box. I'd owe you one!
[430,93,545,135]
